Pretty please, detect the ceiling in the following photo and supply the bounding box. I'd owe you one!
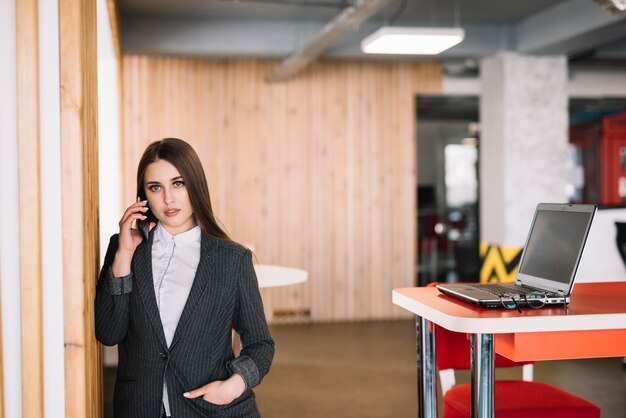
[120,0,565,22]
[117,0,626,75]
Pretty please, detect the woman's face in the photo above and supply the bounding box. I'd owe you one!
[143,159,197,235]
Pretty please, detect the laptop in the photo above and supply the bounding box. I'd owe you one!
[436,203,597,308]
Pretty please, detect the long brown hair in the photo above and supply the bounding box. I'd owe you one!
[136,138,230,240]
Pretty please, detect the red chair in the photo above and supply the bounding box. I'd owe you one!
[435,324,601,418]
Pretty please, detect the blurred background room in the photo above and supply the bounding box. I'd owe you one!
[1,0,626,417]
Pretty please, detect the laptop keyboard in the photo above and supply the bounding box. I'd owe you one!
[469,283,537,296]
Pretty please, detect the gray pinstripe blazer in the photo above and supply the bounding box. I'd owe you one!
[95,231,274,418]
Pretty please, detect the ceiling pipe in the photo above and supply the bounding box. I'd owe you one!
[594,0,626,15]
[266,0,393,83]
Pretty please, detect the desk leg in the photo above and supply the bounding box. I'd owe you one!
[470,333,494,418]
[416,316,437,418]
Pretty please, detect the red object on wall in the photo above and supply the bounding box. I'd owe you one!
[570,111,626,205]
[601,113,626,204]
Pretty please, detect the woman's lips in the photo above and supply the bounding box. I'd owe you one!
[164,209,180,217]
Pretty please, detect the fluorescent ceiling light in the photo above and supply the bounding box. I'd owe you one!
[361,27,465,55]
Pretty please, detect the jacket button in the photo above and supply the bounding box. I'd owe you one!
[159,352,169,360]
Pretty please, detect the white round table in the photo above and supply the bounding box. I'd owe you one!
[231,264,308,354]
[253,264,308,288]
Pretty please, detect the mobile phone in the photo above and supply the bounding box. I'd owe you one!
[137,219,151,241]
[136,192,157,241]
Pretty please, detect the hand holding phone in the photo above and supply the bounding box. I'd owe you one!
[116,199,155,254]
[113,199,153,276]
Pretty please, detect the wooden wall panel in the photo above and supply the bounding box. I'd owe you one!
[122,56,441,322]
[16,0,43,414]
[59,0,101,416]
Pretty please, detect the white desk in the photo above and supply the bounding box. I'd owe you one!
[254,264,308,289]
[392,282,626,418]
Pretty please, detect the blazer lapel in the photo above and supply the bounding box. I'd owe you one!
[169,233,220,351]
[133,234,168,350]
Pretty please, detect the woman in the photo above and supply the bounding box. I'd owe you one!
[96,138,274,418]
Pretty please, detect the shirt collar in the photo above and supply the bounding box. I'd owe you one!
[154,222,201,247]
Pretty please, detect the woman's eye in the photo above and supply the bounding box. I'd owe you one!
[173,181,185,187]
[149,185,161,192]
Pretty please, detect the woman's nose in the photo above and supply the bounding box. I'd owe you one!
[163,189,174,204]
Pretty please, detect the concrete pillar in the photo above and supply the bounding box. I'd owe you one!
[480,52,569,246]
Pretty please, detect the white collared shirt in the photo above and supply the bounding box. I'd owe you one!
[152,222,201,416]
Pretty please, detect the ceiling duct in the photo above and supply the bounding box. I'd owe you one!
[266,0,392,82]
[594,0,626,14]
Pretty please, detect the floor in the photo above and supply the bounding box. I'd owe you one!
[104,320,626,417]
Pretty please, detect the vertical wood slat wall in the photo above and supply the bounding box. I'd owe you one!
[59,0,101,417]
[12,0,101,416]
[16,0,43,415]
[122,56,441,322]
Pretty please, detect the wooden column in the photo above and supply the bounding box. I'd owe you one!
[59,0,101,417]
[16,0,43,415]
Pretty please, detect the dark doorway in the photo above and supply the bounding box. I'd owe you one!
[416,95,480,286]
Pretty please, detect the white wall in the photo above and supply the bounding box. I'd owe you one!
[98,0,122,260]
[0,1,23,416]
[568,69,626,98]
[39,0,66,416]
[442,76,481,95]
[576,207,626,283]
[443,68,626,98]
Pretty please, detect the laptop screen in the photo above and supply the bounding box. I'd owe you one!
[517,206,595,289]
